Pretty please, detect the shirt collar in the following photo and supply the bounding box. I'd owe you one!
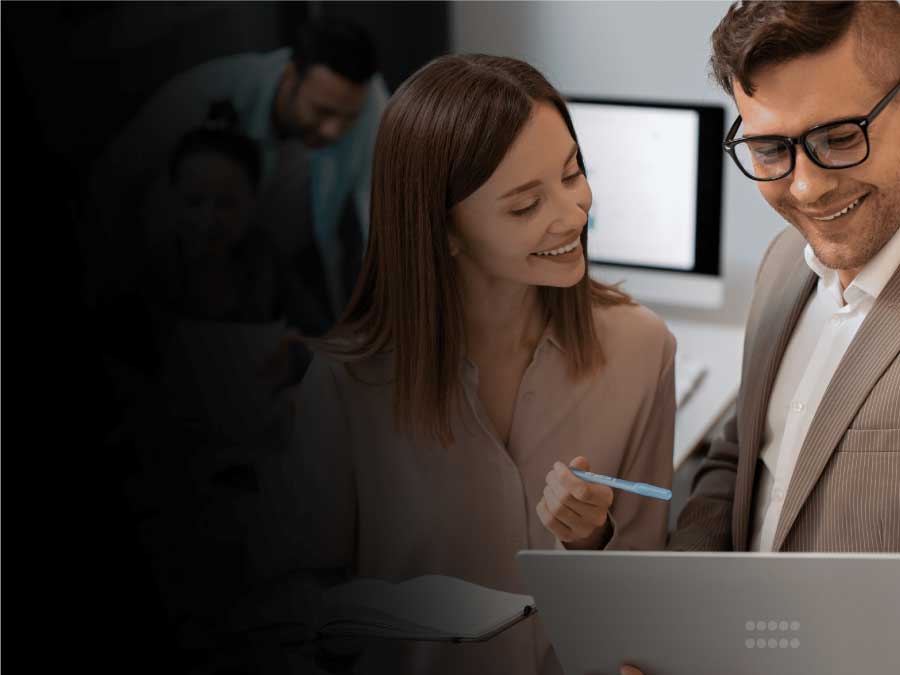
[540,318,566,353]
[803,224,900,307]
[851,225,900,301]
[461,317,565,381]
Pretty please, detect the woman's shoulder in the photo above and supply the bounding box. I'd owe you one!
[591,301,676,365]
[305,340,394,387]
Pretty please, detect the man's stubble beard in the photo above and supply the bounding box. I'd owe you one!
[774,181,900,271]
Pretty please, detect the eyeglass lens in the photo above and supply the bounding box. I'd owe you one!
[733,122,869,179]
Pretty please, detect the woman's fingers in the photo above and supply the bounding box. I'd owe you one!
[543,481,609,536]
[536,497,575,542]
[568,455,591,471]
[548,462,614,509]
[538,458,616,543]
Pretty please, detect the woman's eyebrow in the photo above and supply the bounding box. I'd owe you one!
[498,143,579,200]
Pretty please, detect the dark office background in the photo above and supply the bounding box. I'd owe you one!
[2,2,449,672]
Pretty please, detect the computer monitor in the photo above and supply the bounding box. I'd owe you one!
[567,98,726,308]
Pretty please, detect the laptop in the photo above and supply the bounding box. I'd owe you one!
[517,550,900,675]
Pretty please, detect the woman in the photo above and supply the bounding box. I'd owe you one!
[261,54,675,675]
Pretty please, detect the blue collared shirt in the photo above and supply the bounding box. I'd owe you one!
[101,47,389,314]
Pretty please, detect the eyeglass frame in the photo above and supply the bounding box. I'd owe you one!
[722,78,900,181]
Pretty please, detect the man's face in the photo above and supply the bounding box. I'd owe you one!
[734,31,900,274]
[280,63,369,148]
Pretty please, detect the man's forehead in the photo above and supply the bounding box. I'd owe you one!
[733,30,880,135]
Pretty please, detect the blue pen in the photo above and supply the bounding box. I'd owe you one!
[570,469,672,501]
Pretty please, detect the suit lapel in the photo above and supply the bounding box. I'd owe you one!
[732,260,817,550]
[772,266,900,551]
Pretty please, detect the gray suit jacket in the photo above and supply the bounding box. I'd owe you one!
[670,226,900,552]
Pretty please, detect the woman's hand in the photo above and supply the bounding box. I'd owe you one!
[536,456,614,549]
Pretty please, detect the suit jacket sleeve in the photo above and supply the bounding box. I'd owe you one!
[667,230,788,551]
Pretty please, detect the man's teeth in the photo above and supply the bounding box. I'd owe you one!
[812,197,862,221]
[533,240,579,256]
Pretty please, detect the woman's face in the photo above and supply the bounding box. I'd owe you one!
[450,101,592,290]
[175,151,257,255]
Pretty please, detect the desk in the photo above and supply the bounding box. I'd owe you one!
[666,319,745,470]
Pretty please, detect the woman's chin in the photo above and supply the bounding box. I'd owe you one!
[535,261,586,288]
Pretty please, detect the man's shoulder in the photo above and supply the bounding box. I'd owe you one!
[183,47,291,80]
[347,74,390,139]
[757,226,807,281]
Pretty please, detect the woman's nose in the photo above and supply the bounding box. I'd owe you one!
[550,183,592,232]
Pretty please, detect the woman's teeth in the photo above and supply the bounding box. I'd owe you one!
[812,197,863,221]
[533,240,579,256]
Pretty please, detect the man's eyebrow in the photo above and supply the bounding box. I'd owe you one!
[498,144,579,200]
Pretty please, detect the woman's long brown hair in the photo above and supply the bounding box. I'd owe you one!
[312,54,631,447]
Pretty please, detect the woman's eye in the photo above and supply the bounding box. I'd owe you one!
[511,200,540,217]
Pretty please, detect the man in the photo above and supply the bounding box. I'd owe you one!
[91,18,388,320]
[621,2,899,672]
[668,0,900,555]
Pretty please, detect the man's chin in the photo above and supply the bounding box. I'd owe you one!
[806,237,874,272]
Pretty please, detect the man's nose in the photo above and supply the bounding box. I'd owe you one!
[788,150,839,204]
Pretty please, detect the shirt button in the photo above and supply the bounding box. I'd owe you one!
[773,488,786,501]
[522,391,535,401]
[791,401,805,413]
[830,316,843,325]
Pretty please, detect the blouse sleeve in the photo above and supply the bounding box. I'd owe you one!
[247,353,357,578]
[604,329,676,551]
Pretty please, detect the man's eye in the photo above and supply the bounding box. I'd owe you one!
[511,200,540,216]
[827,133,862,147]
[563,170,583,184]
[753,146,787,163]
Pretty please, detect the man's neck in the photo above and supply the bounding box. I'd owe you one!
[837,267,861,292]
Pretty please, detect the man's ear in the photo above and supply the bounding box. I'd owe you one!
[282,61,303,93]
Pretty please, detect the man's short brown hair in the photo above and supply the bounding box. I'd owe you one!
[710,1,900,97]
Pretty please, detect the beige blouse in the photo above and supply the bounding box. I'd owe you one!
[251,302,676,674]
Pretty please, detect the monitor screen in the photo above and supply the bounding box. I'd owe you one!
[567,98,725,277]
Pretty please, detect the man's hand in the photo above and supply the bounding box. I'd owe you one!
[536,456,614,549]
[620,666,644,675]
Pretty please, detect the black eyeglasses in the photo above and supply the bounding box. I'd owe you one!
[723,79,900,181]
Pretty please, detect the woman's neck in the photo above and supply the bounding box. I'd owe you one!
[460,277,545,360]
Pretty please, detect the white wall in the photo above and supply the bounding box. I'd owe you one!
[451,0,788,324]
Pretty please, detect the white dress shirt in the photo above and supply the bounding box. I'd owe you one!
[751,225,900,552]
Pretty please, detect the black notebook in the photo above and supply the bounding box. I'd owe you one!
[316,575,536,643]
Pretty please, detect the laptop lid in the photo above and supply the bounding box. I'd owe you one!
[517,550,900,675]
